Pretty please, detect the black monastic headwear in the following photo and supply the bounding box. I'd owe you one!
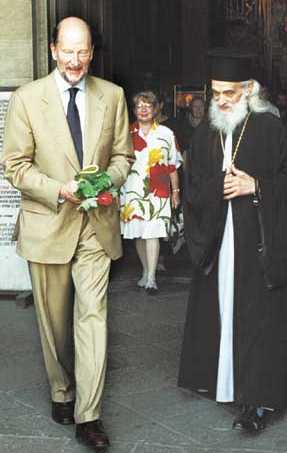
[209,49,256,82]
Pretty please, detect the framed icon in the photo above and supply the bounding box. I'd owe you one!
[173,84,207,117]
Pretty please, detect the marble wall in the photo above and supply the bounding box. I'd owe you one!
[0,0,48,290]
[0,0,49,88]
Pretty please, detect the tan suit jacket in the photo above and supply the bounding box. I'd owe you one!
[1,72,133,263]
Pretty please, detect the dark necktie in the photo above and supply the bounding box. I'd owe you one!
[67,87,83,168]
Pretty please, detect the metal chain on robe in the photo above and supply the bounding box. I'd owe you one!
[219,111,251,165]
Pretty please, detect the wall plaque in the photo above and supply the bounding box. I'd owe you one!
[0,92,32,291]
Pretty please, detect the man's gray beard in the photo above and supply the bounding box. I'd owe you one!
[209,95,249,134]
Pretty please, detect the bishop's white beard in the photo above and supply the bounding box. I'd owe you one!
[209,94,249,135]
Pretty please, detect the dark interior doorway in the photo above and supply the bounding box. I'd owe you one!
[48,0,112,79]
[49,0,209,108]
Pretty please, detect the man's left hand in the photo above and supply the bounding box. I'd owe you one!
[223,164,255,200]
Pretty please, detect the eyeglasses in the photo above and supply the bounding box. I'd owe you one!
[135,103,153,111]
[60,49,92,62]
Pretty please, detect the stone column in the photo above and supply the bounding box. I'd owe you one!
[0,0,33,87]
[0,0,49,88]
[32,0,49,79]
[0,0,49,292]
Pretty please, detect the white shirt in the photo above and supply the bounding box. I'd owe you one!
[54,69,86,146]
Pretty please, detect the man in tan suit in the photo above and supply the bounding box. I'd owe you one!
[1,16,133,450]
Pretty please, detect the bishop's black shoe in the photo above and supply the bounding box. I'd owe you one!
[233,405,266,432]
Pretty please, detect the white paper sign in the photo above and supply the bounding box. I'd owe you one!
[0,91,32,291]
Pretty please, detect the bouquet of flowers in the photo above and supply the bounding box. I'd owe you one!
[74,165,118,212]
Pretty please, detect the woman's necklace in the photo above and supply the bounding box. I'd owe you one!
[219,112,251,165]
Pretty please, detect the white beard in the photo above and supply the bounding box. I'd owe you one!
[209,95,249,134]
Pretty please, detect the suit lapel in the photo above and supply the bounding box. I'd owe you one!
[84,76,106,167]
[40,73,80,172]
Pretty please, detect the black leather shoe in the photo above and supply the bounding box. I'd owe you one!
[233,405,250,430]
[233,406,266,432]
[52,401,75,425]
[76,419,110,449]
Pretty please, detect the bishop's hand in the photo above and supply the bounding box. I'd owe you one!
[223,164,255,200]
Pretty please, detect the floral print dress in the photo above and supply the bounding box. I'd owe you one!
[120,121,182,239]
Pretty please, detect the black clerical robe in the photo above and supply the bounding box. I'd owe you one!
[179,112,287,409]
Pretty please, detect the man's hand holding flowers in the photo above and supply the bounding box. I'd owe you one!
[59,180,81,204]
[60,165,118,211]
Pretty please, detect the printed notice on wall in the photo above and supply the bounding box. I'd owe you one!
[0,92,31,291]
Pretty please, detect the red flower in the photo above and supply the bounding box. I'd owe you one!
[132,133,147,151]
[129,122,139,133]
[132,214,144,221]
[130,122,147,151]
[97,192,113,206]
[149,164,174,198]
[168,164,176,174]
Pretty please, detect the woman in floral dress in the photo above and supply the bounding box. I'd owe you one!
[120,91,182,293]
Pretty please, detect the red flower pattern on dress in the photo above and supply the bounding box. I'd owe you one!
[132,214,144,221]
[130,122,147,151]
[129,122,139,133]
[149,164,176,198]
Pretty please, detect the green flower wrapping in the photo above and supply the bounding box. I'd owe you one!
[74,165,118,211]
[75,171,112,198]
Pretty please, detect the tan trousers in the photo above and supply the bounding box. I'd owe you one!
[29,216,111,423]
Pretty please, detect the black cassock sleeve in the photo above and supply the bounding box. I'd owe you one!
[183,125,227,274]
[256,118,287,289]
